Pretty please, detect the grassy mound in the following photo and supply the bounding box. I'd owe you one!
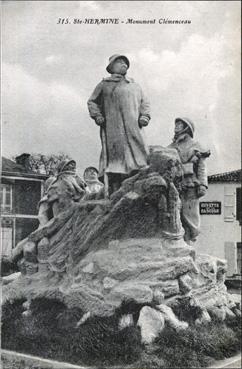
[2,297,241,368]
[154,321,241,368]
[2,297,141,366]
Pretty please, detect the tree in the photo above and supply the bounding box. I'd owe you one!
[13,153,72,176]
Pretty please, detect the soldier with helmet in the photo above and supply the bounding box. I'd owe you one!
[38,159,86,225]
[169,117,210,243]
[87,54,151,195]
[83,166,104,195]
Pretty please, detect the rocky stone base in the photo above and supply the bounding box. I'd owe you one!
[2,149,241,346]
[3,236,240,345]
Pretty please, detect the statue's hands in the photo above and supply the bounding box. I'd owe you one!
[197,184,207,198]
[95,116,105,127]
[139,115,149,127]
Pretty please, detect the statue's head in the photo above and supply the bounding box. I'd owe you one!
[65,160,76,171]
[83,166,99,182]
[174,117,195,138]
[106,54,130,75]
[57,159,76,174]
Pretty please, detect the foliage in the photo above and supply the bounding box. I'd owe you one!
[13,152,72,175]
[2,297,142,366]
[155,316,241,368]
[172,296,204,323]
[2,297,241,368]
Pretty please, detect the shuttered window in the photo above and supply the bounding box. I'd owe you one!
[1,218,14,256]
[0,184,12,214]
[236,187,242,225]
[224,242,237,276]
[224,186,235,222]
[237,243,242,275]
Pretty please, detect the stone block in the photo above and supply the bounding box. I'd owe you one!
[152,280,180,298]
[156,304,188,331]
[137,306,165,344]
[208,306,226,321]
[118,314,134,330]
[103,277,117,290]
[179,274,193,294]
[110,283,153,305]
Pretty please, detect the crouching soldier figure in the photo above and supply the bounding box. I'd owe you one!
[47,159,86,217]
[168,117,210,243]
[38,159,86,224]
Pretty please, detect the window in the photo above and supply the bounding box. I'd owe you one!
[224,186,235,222]
[14,180,41,216]
[15,218,39,245]
[236,187,242,225]
[237,243,241,275]
[0,184,12,214]
[1,218,13,256]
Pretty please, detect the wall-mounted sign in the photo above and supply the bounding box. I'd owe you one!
[200,201,221,215]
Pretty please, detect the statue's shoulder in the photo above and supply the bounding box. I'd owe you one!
[191,140,207,153]
[102,76,135,83]
[126,77,135,83]
[102,77,117,82]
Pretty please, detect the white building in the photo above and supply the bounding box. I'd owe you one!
[198,170,241,277]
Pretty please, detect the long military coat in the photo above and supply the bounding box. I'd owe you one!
[87,75,151,177]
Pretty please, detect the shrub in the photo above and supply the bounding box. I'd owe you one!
[155,318,241,368]
[2,297,142,366]
[2,297,241,368]
[70,315,142,365]
[1,299,26,351]
[171,296,203,324]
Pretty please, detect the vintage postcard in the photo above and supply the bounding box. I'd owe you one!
[1,1,241,368]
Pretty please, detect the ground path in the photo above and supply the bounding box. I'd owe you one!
[2,349,241,369]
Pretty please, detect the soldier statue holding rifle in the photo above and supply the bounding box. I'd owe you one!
[168,117,210,243]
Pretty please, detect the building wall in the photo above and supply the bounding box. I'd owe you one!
[14,179,42,215]
[198,182,241,276]
[1,177,43,256]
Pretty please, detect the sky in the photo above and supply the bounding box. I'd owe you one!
[2,1,241,176]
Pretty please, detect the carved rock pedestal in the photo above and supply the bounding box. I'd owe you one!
[3,148,240,344]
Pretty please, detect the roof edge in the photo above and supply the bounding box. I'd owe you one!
[1,171,48,180]
[208,169,241,183]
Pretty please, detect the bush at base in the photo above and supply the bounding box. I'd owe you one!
[2,297,241,368]
[155,320,241,368]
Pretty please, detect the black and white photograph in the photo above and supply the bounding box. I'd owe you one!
[1,1,241,368]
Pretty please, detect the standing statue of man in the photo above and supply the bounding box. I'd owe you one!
[168,118,210,243]
[87,54,151,194]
